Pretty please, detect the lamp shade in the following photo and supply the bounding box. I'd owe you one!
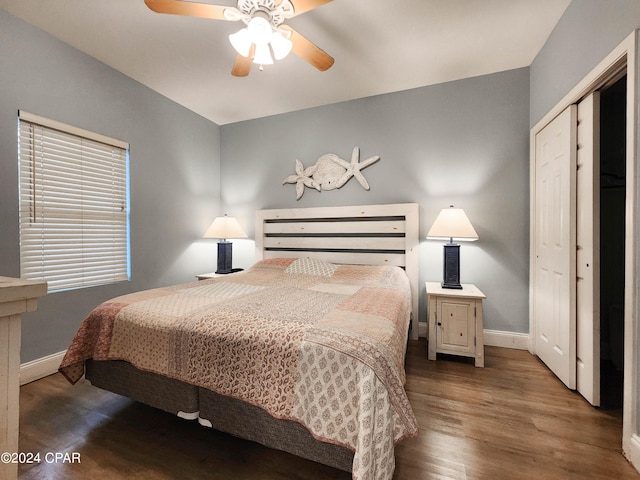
[203,215,248,240]
[427,206,478,241]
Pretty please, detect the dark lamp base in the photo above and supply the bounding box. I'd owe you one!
[441,243,462,289]
[216,241,233,274]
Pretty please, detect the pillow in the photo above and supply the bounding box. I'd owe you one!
[284,257,337,277]
[254,258,296,269]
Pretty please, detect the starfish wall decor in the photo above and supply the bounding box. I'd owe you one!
[283,147,380,200]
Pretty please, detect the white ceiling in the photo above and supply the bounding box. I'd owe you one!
[0,0,571,125]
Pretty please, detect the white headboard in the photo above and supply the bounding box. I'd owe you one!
[255,203,420,340]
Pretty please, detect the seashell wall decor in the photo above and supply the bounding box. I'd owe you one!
[282,146,380,200]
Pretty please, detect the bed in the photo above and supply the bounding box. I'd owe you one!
[59,203,420,480]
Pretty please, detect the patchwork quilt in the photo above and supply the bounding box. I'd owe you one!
[59,257,418,480]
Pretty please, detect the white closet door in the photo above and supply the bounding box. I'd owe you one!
[576,92,601,406]
[534,105,577,389]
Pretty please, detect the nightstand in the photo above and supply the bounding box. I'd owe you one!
[426,282,486,367]
[195,272,219,280]
[196,269,243,280]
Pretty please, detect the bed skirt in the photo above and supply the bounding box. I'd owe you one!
[85,359,354,472]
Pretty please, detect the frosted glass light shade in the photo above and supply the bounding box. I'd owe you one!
[247,15,272,45]
[203,216,248,240]
[427,207,478,242]
[253,43,274,65]
[270,31,292,60]
[229,28,252,57]
[229,14,291,65]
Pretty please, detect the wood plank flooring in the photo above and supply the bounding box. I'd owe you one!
[17,340,639,479]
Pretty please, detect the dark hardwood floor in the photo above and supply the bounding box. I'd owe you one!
[18,340,640,479]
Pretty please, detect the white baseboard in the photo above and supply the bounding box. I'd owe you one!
[20,350,66,386]
[483,329,530,350]
[418,321,428,337]
[627,434,640,474]
[419,323,529,350]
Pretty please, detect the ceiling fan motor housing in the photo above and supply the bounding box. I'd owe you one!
[236,0,294,27]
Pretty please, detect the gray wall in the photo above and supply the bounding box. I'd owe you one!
[221,68,531,334]
[530,0,640,127]
[0,10,222,362]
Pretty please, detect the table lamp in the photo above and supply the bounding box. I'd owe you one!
[427,205,478,289]
[203,214,248,274]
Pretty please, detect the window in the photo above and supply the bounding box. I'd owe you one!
[18,111,130,292]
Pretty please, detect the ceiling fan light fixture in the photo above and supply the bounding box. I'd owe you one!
[270,30,293,60]
[253,42,274,65]
[229,27,253,57]
[146,0,335,76]
[230,12,273,58]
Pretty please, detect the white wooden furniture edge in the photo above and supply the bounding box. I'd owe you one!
[0,277,47,480]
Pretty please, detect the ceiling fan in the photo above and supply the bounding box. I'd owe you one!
[144,0,335,77]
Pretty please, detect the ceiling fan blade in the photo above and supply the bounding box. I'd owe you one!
[231,45,255,77]
[144,0,230,20]
[288,0,333,17]
[280,25,334,71]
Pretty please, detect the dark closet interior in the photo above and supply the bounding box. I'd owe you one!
[599,74,626,409]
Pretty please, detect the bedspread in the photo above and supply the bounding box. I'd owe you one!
[59,257,418,480]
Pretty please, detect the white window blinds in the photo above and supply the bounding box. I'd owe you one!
[18,111,130,292]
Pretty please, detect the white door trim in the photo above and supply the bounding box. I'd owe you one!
[529,30,638,465]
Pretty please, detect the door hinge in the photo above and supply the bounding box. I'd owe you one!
[474,336,476,346]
